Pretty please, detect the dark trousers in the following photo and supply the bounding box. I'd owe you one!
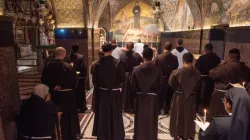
[159,79,174,113]
[51,90,80,140]
[75,78,87,113]
[20,137,52,140]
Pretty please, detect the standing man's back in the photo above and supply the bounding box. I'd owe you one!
[69,45,88,113]
[153,42,178,114]
[41,47,81,140]
[120,42,143,113]
[208,48,250,120]
[171,39,188,68]
[111,40,123,59]
[92,43,125,140]
[131,47,162,140]
[169,53,201,140]
[133,39,144,56]
[195,43,221,113]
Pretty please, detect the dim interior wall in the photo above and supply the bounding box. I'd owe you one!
[94,29,101,61]
[224,27,250,67]
[87,28,101,66]
[161,31,200,54]
[55,39,89,66]
[162,27,250,67]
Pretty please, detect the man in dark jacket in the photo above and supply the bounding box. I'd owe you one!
[69,45,88,113]
[153,42,178,114]
[195,43,221,113]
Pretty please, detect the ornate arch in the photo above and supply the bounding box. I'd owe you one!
[92,0,202,30]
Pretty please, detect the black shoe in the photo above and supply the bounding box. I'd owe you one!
[78,107,88,113]
[76,134,83,140]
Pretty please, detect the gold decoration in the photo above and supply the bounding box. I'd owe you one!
[54,0,85,28]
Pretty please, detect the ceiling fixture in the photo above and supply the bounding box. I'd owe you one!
[152,0,164,23]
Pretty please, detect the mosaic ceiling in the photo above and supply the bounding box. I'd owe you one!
[2,0,250,31]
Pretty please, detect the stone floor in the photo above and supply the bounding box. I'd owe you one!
[17,67,199,140]
[81,90,173,140]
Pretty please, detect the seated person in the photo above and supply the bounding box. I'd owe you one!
[199,90,233,140]
[18,84,57,139]
[228,88,250,140]
[246,82,250,96]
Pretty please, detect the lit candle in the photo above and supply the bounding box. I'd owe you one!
[204,109,207,123]
[70,62,74,67]
[243,82,246,87]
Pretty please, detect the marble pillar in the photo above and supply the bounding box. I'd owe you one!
[0,16,20,140]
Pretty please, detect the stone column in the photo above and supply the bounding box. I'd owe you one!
[0,16,20,140]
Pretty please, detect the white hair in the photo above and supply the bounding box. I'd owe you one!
[33,84,49,99]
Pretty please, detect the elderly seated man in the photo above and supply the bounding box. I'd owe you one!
[18,84,57,140]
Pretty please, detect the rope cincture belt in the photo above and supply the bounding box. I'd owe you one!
[58,89,73,92]
[201,75,209,77]
[136,92,157,96]
[214,89,228,93]
[175,91,184,94]
[22,135,52,139]
[175,91,194,94]
[99,87,121,91]
[78,77,85,80]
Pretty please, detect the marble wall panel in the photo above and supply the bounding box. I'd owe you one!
[0,47,20,140]
[0,16,20,140]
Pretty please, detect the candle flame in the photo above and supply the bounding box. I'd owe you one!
[243,82,246,87]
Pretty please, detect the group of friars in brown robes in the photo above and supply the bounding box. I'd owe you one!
[40,39,250,140]
[91,42,163,140]
[41,45,87,140]
[91,40,250,140]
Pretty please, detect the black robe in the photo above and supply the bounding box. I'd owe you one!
[169,67,201,139]
[70,52,88,113]
[228,88,250,140]
[247,83,250,96]
[41,58,80,140]
[208,61,250,120]
[91,55,125,140]
[153,52,179,113]
[18,95,57,138]
[195,52,220,113]
[199,116,231,140]
[120,51,143,113]
[131,62,162,140]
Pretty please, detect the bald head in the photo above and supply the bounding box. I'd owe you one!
[33,84,49,99]
[126,42,134,51]
[55,47,66,60]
